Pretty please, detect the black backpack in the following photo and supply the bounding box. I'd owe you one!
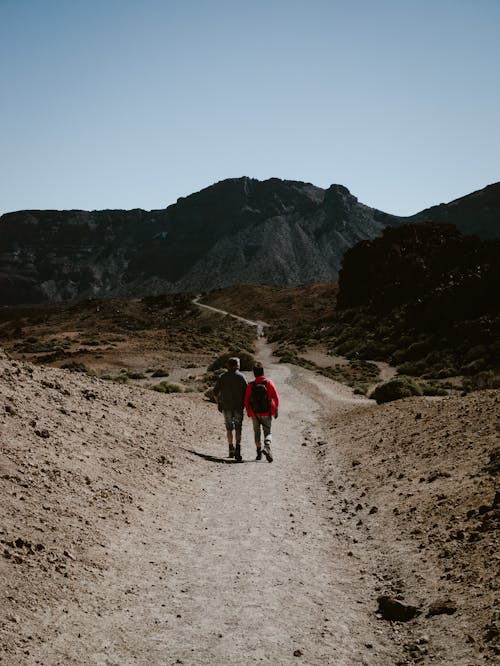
[249,380,271,413]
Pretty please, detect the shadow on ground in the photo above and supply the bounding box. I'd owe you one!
[186,449,256,464]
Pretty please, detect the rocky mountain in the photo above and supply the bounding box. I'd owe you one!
[0,177,499,305]
[410,181,500,240]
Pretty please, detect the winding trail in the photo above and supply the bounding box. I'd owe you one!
[192,296,267,337]
[24,304,400,665]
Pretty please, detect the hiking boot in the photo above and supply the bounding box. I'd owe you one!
[255,448,262,461]
[263,444,273,463]
[228,445,235,458]
[235,445,242,462]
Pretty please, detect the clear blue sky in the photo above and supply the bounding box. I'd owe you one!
[1,0,499,216]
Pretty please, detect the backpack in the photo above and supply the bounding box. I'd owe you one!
[249,380,271,414]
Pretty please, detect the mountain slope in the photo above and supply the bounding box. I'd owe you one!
[411,181,500,239]
[0,178,498,305]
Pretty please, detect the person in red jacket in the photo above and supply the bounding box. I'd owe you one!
[244,362,279,462]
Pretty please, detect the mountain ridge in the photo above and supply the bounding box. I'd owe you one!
[1,177,499,305]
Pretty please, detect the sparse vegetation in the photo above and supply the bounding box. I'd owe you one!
[0,293,257,392]
[370,377,424,404]
[208,351,256,372]
[61,361,90,374]
[126,371,146,380]
[150,381,184,393]
[462,370,500,393]
[151,368,169,377]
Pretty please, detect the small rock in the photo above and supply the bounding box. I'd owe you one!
[427,599,457,616]
[427,470,451,483]
[35,429,50,439]
[293,649,303,657]
[369,506,378,515]
[377,596,419,622]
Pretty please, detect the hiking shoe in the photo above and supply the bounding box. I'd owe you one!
[235,445,242,462]
[263,444,273,463]
[255,448,262,461]
[228,445,235,458]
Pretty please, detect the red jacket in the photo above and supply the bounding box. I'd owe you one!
[244,375,280,417]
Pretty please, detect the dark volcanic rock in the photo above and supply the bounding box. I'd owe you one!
[337,223,500,326]
[376,595,419,621]
[0,177,499,305]
[0,178,396,304]
[427,599,457,617]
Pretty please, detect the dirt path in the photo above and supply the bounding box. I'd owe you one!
[193,296,267,337]
[5,319,406,665]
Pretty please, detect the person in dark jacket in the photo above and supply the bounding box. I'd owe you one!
[213,357,247,461]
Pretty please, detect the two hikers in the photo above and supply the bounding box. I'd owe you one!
[213,358,279,463]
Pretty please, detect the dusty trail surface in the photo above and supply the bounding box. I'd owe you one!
[1,309,498,664]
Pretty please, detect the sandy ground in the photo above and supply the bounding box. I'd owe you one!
[0,320,498,664]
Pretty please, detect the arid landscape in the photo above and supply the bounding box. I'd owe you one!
[3,0,500,662]
[1,291,498,665]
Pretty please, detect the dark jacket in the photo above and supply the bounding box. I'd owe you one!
[214,370,247,411]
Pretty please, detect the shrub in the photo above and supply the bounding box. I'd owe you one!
[462,345,487,363]
[208,351,255,372]
[61,361,89,373]
[335,339,361,356]
[397,360,428,376]
[357,341,385,360]
[462,371,500,393]
[276,348,299,364]
[350,360,380,378]
[460,358,487,375]
[151,368,169,377]
[421,384,449,397]
[204,387,216,403]
[150,381,184,393]
[432,366,458,379]
[126,371,146,380]
[370,376,424,404]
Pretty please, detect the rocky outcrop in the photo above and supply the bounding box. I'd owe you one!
[0,177,498,305]
[337,223,500,329]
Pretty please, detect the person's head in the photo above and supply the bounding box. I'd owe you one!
[253,361,264,377]
[228,357,240,371]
